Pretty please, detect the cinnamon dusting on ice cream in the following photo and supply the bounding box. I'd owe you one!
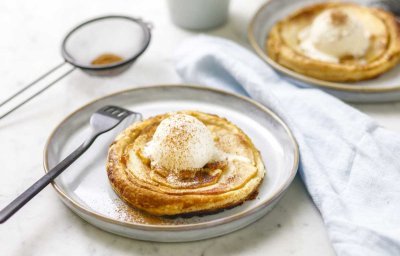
[143,114,219,173]
[330,10,348,26]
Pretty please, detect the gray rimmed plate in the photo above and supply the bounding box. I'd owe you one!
[248,0,400,103]
[43,85,298,242]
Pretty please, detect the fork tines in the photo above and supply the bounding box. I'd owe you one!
[99,105,133,119]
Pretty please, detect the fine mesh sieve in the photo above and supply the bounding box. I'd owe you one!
[0,15,151,120]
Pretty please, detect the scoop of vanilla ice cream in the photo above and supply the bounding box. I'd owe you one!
[144,114,217,172]
[299,9,370,62]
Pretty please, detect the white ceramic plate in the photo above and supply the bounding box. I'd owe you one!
[44,85,298,242]
[248,0,400,103]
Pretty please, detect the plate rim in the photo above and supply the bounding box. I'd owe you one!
[43,84,299,231]
[247,0,400,93]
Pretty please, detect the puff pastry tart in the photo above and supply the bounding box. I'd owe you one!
[266,2,400,82]
[107,111,265,216]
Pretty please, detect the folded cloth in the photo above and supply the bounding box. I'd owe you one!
[173,35,400,256]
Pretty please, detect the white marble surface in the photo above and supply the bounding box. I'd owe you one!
[1,0,400,255]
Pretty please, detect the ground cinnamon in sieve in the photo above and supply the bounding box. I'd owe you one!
[91,53,123,65]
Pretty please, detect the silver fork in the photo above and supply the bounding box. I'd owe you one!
[0,105,142,223]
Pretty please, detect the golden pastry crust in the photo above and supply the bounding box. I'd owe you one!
[266,2,400,82]
[106,111,265,216]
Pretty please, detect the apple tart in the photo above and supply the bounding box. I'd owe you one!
[266,2,400,82]
[106,111,265,216]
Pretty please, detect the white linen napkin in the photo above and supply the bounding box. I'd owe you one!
[173,35,400,256]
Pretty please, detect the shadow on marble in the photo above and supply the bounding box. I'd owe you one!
[73,176,312,256]
[351,102,400,115]
[5,175,322,256]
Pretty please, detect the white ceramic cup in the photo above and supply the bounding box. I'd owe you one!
[167,0,230,30]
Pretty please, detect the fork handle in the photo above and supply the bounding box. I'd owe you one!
[0,135,98,223]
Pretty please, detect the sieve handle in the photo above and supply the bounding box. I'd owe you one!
[0,61,76,121]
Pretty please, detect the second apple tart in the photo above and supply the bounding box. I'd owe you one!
[266,2,400,82]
